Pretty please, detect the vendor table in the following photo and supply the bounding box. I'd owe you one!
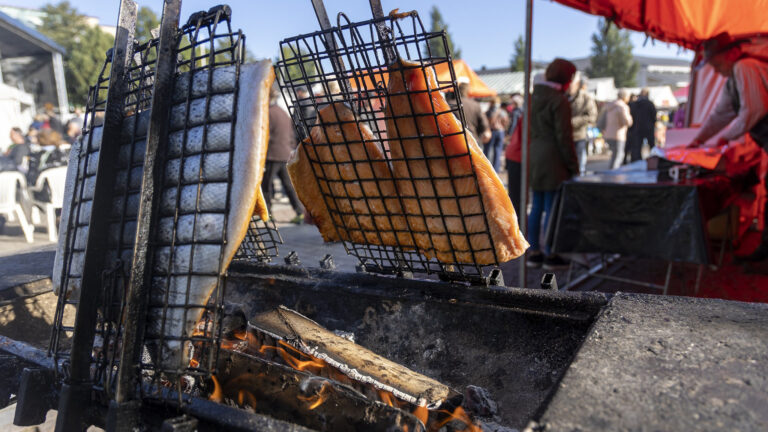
[550,161,748,293]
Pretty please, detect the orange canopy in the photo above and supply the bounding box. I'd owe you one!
[348,59,496,98]
[553,0,768,49]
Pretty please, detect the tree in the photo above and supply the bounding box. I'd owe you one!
[510,35,525,72]
[278,45,318,84]
[136,6,160,42]
[587,19,639,87]
[423,6,461,59]
[39,1,114,106]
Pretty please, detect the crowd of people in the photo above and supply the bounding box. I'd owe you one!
[1,104,78,187]
[454,60,675,270]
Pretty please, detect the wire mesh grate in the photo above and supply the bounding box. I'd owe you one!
[276,11,501,284]
[234,216,283,262]
[139,7,245,383]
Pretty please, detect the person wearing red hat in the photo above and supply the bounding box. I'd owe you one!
[689,33,768,261]
[527,58,578,270]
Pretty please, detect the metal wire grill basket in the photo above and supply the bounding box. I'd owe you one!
[234,216,283,262]
[276,10,503,285]
[49,52,114,379]
[49,5,276,401]
[140,7,244,381]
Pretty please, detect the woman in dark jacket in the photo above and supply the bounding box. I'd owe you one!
[527,58,578,270]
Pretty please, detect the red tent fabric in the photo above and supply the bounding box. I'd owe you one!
[553,0,768,49]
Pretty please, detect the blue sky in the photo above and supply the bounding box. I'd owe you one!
[4,0,693,67]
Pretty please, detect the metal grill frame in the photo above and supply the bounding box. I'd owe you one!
[234,216,284,263]
[276,9,502,285]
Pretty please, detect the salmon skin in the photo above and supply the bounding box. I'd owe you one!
[53,60,275,372]
[287,102,414,248]
[384,60,528,265]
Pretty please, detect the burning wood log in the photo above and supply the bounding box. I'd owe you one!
[248,306,451,408]
[214,349,426,432]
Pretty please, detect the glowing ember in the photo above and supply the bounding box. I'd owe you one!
[297,381,332,410]
[237,389,258,408]
[432,406,482,432]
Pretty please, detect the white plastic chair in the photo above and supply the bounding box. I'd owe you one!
[0,171,34,243]
[30,166,68,242]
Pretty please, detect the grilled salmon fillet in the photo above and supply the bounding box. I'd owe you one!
[384,60,528,264]
[287,102,413,247]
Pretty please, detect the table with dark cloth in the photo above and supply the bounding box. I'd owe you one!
[549,165,749,265]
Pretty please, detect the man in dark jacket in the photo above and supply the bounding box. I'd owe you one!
[627,88,656,161]
[263,87,304,223]
[528,58,578,270]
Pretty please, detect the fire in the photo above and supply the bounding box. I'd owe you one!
[378,390,397,407]
[259,340,327,373]
[431,406,482,432]
[209,375,223,403]
[220,328,248,350]
[413,405,429,425]
[237,389,258,408]
[297,380,331,410]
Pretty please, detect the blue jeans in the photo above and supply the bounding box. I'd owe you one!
[575,139,588,175]
[528,190,556,254]
[484,130,504,171]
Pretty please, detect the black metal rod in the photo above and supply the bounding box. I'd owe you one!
[310,0,349,94]
[519,0,533,288]
[368,0,397,64]
[114,0,181,406]
[54,1,137,431]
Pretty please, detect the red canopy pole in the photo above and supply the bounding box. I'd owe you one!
[519,0,533,288]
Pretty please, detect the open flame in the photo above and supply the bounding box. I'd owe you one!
[297,380,332,410]
[432,406,482,432]
[200,323,484,431]
[209,375,223,403]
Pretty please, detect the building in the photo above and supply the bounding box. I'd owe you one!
[0,9,68,148]
[475,66,545,96]
[569,55,691,88]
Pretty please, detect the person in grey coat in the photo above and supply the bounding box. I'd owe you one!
[527,58,578,270]
[569,73,597,175]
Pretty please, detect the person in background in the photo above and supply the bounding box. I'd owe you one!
[673,102,687,128]
[44,103,62,133]
[602,89,633,169]
[484,97,508,171]
[263,86,304,224]
[64,120,82,145]
[569,73,597,175]
[504,94,524,225]
[5,127,30,172]
[627,88,657,161]
[687,33,768,261]
[456,77,490,144]
[293,85,317,140]
[528,58,578,270]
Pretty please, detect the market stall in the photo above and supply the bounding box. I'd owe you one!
[516,0,768,286]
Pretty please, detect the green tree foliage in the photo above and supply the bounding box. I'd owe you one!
[39,1,114,106]
[423,6,461,59]
[278,45,318,84]
[136,6,160,42]
[587,19,639,87]
[510,35,525,72]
